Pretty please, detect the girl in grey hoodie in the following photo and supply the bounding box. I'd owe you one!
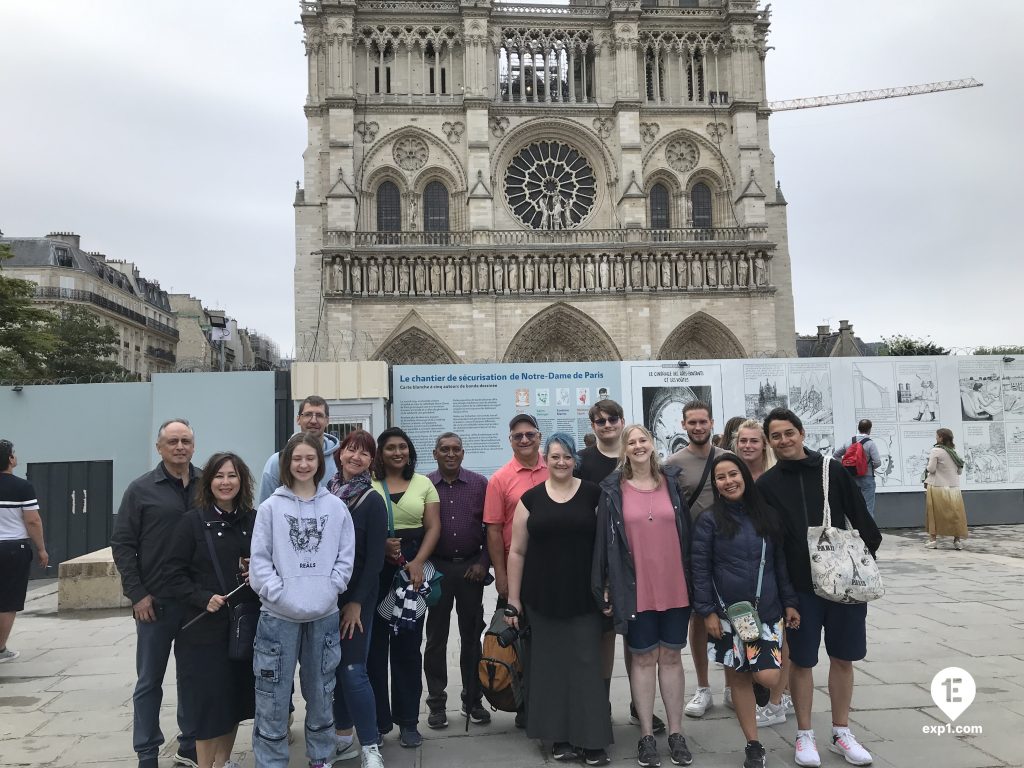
[249,432,355,768]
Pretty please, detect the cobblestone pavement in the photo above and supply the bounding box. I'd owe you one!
[1,526,1022,767]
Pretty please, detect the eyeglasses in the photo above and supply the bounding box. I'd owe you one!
[300,412,326,421]
[511,431,539,442]
[436,446,463,455]
[593,416,620,427]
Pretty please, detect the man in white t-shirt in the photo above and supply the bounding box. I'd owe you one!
[0,439,48,663]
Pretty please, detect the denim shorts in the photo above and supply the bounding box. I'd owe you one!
[786,591,867,668]
[626,607,691,654]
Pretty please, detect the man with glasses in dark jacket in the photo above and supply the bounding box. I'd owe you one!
[111,419,200,768]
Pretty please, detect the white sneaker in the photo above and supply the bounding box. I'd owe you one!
[684,687,713,718]
[723,686,734,710]
[336,737,361,761]
[780,692,794,714]
[830,728,872,765]
[361,744,384,768]
[755,701,787,727]
[794,731,821,767]
[0,648,20,663]
[222,761,242,768]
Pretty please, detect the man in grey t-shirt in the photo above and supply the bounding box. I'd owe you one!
[664,401,729,718]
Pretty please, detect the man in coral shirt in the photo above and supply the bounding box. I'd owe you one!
[484,414,548,604]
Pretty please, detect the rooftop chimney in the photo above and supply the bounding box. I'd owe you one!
[47,232,81,250]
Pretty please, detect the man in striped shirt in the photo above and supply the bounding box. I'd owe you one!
[0,439,48,663]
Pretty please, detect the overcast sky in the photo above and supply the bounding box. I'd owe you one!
[1,1,1019,355]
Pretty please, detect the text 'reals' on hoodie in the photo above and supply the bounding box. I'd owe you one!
[249,485,355,622]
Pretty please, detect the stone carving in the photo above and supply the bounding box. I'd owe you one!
[442,121,465,144]
[393,136,428,171]
[661,257,672,289]
[383,260,395,293]
[523,261,535,291]
[737,255,749,288]
[504,141,596,230]
[414,260,426,294]
[409,199,417,230]
[355,121,379,143]
[666,139,700,173]
[721,257,733,288]
[706,122,728,140]
[584,257,596,291]
[508,258,519,292]
[350,261,361,294]
[443,259,456,293]
[593,117,614,139]
[684,194,694,227]
[459,261,472,294]
[367,261,380,294]
[599,257,610,290]
[569,259,581,291]
[430,262,441,294]
[493,261,504,293]
[553,260,566,292]
[646,258,658,289]
[640,122,660,145]
[538,260,550,291]
[689,256,703,288]
[477,260,489,292]
[613,260,625,289]
[754,254,767,286]
[489,116,509,138]
[398,260,410,294]
[630,258,642,289]
[676,258,687,289]
[705,256,718,288]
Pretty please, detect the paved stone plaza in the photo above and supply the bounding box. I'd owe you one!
[1,526,1022,768]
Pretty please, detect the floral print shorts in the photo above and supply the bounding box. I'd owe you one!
[707,616,784,673]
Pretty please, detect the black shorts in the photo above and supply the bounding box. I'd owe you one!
[0,540,33,612]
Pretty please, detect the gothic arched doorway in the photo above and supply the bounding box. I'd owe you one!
[503,303,621,363]
[658,311,746,360]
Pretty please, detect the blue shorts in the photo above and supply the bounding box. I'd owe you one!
[786,591,867,668]
[626,607,691,654]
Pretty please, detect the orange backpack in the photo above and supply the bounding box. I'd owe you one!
[477,608,525,713]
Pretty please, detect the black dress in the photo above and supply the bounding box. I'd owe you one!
[520,481,612,750]
[166,506,259,740]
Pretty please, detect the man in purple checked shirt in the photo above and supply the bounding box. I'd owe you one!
[423,432,493,730]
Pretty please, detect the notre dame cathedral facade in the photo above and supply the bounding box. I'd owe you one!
[294,0,795,364]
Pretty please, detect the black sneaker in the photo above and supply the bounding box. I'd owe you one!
[553,742,579,761]
[173,746,198,768]
[427,707,448,729]
[138,759,158,768]
[637,735,661,767]
[515,709,526,729]
[629,702,667,734]
[460,702,492,724]
[743,741,766,768]
[584,748,611,766]
[668,733,692,766]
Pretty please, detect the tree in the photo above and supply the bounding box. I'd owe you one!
[879,334,949,356]
[974,345,1024,356]
[0,243,56,379]
[44,303,128,380]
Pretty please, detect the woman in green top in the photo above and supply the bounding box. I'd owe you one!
[368,427,440,748]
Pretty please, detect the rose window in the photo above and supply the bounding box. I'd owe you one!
[503,141,597,230]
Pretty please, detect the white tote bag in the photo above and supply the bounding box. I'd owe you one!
[806,459,884,604]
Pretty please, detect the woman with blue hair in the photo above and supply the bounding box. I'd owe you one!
[505,433,612,765]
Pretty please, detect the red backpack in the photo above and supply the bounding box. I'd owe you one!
[841,437,870,477]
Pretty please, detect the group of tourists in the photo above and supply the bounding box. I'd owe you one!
[9,388,977,768]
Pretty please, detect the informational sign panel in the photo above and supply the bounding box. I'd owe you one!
[393,362,621,476]
[393,356,1024,492]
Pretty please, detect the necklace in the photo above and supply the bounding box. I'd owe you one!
[627,478,658,521]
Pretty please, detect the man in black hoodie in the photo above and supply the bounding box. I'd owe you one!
[756,409,881,768]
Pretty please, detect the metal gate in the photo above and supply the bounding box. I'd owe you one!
[25,461,114,579]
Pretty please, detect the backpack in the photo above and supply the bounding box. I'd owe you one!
[477,608,525,713]
[841,436,870,477]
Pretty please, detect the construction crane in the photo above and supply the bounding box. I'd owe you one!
[768,77,983,112]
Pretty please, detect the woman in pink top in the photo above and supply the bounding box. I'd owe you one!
[593,425,695,768]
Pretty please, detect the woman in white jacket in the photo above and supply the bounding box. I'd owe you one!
[249,432,355,768]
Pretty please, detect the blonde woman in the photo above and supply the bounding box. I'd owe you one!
[734,420,776,482]
[593,425,694,768]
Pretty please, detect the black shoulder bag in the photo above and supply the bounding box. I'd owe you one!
[202,522,260,661]
[687,450,717,509]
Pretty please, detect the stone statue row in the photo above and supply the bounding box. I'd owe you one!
[328,251,770,296]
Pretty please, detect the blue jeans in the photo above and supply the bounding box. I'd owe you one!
[133,598,196,759]
[252,612,341,768]
[333,600,378,746]
[855,474,877,519]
